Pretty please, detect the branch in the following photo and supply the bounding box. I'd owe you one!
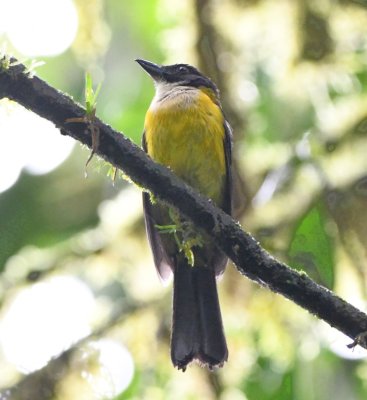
[1,58,367,347]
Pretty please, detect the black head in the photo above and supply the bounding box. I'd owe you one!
[136,59,219,96]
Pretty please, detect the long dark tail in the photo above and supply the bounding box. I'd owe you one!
[171,258,228,371]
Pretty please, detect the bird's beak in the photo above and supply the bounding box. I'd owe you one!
[135,59,163,81]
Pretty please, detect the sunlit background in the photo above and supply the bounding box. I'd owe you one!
[1,0,367,399]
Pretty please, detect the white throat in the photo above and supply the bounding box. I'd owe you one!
[154,81,176,101]
[151,81,198,107]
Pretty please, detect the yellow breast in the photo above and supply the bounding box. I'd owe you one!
[144,88,226,205]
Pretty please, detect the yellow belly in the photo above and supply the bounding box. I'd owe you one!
[144,89,226,205]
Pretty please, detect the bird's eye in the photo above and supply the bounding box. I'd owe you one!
[178,66,188,73]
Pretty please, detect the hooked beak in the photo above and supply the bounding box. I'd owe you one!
[136,59,163,81]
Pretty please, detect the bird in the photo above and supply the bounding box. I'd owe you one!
[136,59,232,371]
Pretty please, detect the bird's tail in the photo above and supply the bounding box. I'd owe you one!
[171,258,228,371]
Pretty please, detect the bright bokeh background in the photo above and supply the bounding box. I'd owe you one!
[0,0,79,192]
[1,0,367,399]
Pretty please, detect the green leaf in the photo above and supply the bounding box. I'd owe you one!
[288,203,334,288]
[85,72,101,115]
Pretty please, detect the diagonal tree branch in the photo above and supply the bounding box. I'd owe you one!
[1,57,367,347]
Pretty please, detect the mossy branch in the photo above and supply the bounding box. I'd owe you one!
[1,57,367,348]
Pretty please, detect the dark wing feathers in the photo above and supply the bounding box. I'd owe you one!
[142,132,173,281]
[223,120,233,216]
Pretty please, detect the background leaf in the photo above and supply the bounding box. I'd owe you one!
[288,203,334,288]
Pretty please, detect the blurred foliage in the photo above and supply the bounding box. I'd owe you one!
[1,0,367,399]
[288,201,334,288]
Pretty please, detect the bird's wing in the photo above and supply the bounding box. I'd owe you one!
[142,132,173,282]
[212,120,233,276]
[223,120,233,216]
